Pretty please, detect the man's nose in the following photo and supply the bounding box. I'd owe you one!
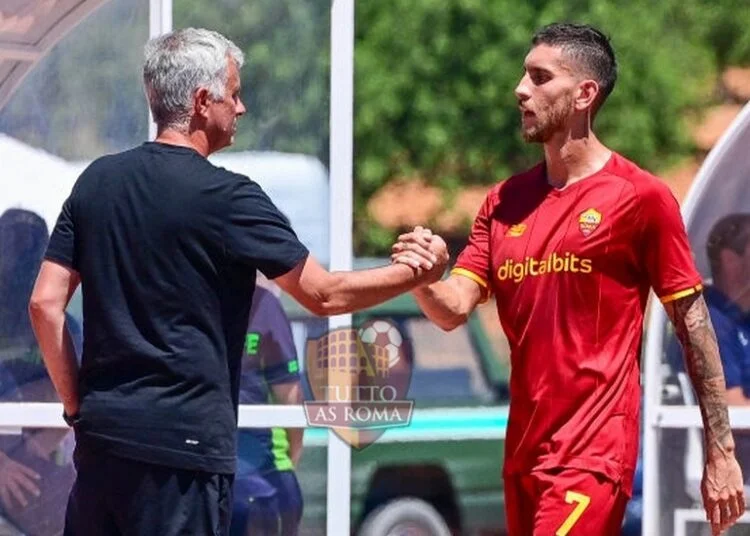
[515,76,531,102]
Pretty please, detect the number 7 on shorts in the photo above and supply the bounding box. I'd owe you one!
[555,491,591,536]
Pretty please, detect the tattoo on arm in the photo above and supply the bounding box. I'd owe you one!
[665,293,735,454]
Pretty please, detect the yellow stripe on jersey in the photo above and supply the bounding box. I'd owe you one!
[660,284,704,304]
[451,267,491,303]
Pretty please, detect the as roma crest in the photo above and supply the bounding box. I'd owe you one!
[578,208,602,237]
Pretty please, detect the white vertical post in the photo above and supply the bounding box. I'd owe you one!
[327,0,355,534]
[643,304,666,536]
[148,0,172,140]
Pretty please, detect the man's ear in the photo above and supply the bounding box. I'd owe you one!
[193,88,211,119]
[574,79,600,112]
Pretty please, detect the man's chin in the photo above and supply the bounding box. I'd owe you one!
[222,133,236,148]
[522,130,545,143]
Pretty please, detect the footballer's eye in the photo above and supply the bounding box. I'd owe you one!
[529,70,552,85]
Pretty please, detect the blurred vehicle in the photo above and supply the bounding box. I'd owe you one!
[275,258,511,536]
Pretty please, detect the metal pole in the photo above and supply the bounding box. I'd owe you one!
[327,0,355,534]
[642,304,666,536]
[148,0,172,140]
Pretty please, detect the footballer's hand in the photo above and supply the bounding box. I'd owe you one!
[391,226,436,270]
[422,233,449,284]
[391,226,449,284]
[702,450,745,535]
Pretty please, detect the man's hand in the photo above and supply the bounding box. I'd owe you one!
[703,450,745,535]
[0,451,40,510]
[391,226,449,284]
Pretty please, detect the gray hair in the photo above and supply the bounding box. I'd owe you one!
[143,28,245,130]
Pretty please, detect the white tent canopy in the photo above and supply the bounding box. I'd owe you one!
[0,0,109,110]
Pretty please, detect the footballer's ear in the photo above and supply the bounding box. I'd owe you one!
[575,79,600,112]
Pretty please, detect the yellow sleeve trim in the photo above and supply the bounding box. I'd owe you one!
[660,284,703,304]
[451,267,491,303]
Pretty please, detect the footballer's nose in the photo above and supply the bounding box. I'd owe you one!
[515,73,533,102]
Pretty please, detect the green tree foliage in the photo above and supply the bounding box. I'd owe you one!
[1,0,748,256]
[174,0,331,158]
[683,0,750,66]
[353,0,729,254]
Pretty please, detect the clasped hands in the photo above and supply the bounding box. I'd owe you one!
[390,226,449,284]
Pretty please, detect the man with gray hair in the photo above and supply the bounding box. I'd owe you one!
[29,28,447,535]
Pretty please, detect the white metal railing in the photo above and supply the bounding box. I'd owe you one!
[0,403,307,429]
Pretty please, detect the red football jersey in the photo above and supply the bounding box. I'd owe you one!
[453,152,702,493]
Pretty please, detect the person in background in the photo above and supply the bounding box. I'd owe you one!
[668,214,750,471]
[703,214,750,408]
[0,208,81,536]
[231,278,305,536]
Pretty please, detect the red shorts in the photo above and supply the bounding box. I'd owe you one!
[504,468,629,535]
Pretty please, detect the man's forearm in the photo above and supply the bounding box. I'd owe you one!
[667,293,735,455]
[28,307,79,415]
[413,280,470,331]
[319,263,438,316]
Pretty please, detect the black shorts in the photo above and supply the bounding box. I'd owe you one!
[64,447,234,536]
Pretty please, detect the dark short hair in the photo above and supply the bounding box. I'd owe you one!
[532,22,618,111]
[706,213,750,277]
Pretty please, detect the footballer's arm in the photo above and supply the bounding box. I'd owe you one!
[410,276,484,331]
[664,291,745,530]
[391,227,484,331]
[665,293,735,456]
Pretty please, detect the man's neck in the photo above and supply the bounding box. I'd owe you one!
[154,128,211,158]
[543,131,612,190]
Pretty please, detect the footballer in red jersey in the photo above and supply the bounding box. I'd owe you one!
[455,152,699,534]
[393,22,744,536]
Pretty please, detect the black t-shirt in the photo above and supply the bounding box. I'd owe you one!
[45,142,309,474]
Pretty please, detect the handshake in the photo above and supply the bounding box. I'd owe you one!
[390,226,450,285]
